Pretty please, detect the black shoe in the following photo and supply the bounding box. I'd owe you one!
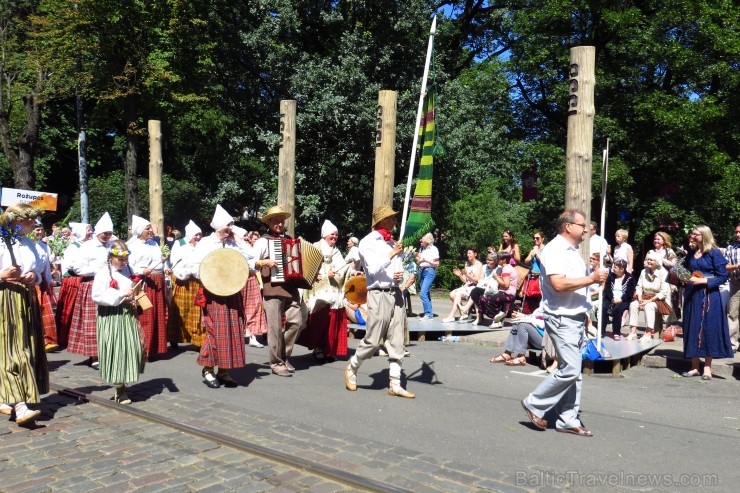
[216,372,238,388]
[202,369,221,388]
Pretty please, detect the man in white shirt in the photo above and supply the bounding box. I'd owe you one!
[344,205,414,398]
[588,221,610,260]
[521,210,607,436]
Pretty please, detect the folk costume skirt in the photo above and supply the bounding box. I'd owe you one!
[197,291,246,370]
[139,272,168,356]
[97,304,144,385]
[166,276,206,347]
[67,277,99,357]
[242,274,267,337]
[55,275,81,347]
[37,281,58,346]
[298,305,348,358]
[0,282,49,404]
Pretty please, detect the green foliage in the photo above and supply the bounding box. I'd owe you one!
[435,258,460,291]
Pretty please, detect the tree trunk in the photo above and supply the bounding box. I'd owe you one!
[124,93,140,224]
[0,90,41,190]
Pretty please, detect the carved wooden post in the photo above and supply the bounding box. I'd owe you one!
[373,91,397,212]
[565,46,596,261]
[148,120,164,245]
[278,100,297,237]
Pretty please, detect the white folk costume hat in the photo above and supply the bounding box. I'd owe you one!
[184,220,202,241]
[69,222,89,240]
[130,215,150,238]
[321,220,338,238]
[94,212,114,235]
[260,205,291,224]
[371,205,398,228]
[210,204,234,231]
[231,225,247,238]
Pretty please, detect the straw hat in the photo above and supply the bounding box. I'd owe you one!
[261,205,291,224]
[371,205,398,228]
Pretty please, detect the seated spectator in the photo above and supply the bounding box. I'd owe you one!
[345,300,368,326]
[489,304,545,366]
[627,252,670,342]
[496,229,521,265]
[599,259,636,339]
[460,253,498,323]
[442,248,483,323]
[471,251,518,328]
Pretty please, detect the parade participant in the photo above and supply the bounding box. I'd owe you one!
[415,232,439,320]
[723,223,740,351]
[32,219,59,352]
[254,205,306,377]
[55,222,92,347]
[521,209,607,436]
[0,204,49,426]
[68,212,115,369]
[344,205,414,398]
[184,205,247,388]
[233,226,267,349]
[299,220,352,363]
[344,236,361,273]
[91,240,143,404]
[166,220,206,349]
[127,215,169,358]
[681,225,733,380]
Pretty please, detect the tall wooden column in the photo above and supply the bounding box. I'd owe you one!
[278,100,297,237]
[565,46,596,260]
[373,91,397,212]
[148,120,164,244]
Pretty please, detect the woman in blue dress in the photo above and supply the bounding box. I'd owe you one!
[681,225,734,380]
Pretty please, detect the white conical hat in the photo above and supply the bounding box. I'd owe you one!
[69,222,89,240]
[130,215,150,237]
[210,204,233,231]
[321,219,338,238]
[231,225,247,238]
[94,212,114,235]
[184,220,202,241]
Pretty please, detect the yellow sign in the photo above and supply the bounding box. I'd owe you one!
[1,187,58,211]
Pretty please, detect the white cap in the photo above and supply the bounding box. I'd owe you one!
[130,215,150,237]
[94,212,114,235]
[321,219,338,238]
[231,225,247,238]
[184,220,202,241]
[69,222,89,240]
[210,204,233,231]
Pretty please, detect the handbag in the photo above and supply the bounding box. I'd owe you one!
[662,325,677,342]
[581,339,602,361]
[654,299,672,316]
[524,275,541,298]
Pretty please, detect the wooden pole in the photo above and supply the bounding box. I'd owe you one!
[148,120,164,245]
[278,100,297,237]
[373,90,397,213]
[564,46,596,262]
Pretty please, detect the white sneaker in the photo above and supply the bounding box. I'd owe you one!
[626,333,638,341]
[639,333,653,343]
[493,311,507,323]
[248,336,264,348]
[441,317,456,323]
[377,347,388,357]
[489,321,503,329]
[459,314,472,323]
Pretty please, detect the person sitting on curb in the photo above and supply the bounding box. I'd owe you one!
[489,304,545,366]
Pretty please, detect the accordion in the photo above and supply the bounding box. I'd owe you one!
[268,238,323,289]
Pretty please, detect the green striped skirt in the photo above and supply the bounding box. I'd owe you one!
[96,305,144,385]
[0,282,49,404]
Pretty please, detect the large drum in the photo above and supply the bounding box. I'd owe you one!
[199,249,249,297]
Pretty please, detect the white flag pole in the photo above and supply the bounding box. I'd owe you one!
[398,16,436,242]
[597,138,610,351]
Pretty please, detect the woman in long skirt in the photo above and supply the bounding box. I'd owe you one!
[92,240,143,404]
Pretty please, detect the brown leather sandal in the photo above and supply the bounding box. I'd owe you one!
[490,353,512,363]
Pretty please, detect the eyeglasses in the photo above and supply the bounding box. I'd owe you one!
[569,223,587,229]
[533,236,541,240]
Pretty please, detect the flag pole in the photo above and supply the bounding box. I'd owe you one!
[398,15,436,242]
[596,138,610,351]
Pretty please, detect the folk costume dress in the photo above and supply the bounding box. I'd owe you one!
[55,224,88,347]
[186,233,247,371]
[68,237,113,357]
[92,264,144,385]
[34,238,58,348]
[240,240,268,339]
[298,238,351,358]
[0,236,50,406]
[167,238,206,347]
[682,248,734,360]
[127,236,168,357]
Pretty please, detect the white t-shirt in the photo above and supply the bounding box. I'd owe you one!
[540,234,590,316]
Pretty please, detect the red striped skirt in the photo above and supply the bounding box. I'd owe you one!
[55,276,81,347]
[167,276,206,347]
[297,305,348,357]
[242,275,267,336]
[67,277,98,357]
[197,291,246,369]
[139,272,169,356]
[36,282,57,346]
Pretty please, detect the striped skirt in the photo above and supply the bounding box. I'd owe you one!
[67,278,99,357]
[197,292,246,369]
[242,275,267,336]
[139,272,168,356]
[166,276,206,347]
[37,281,57,346]
[97,304,144,385]
[297,305,348,357]
[55,275,81,347]
[0,282,49,404]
